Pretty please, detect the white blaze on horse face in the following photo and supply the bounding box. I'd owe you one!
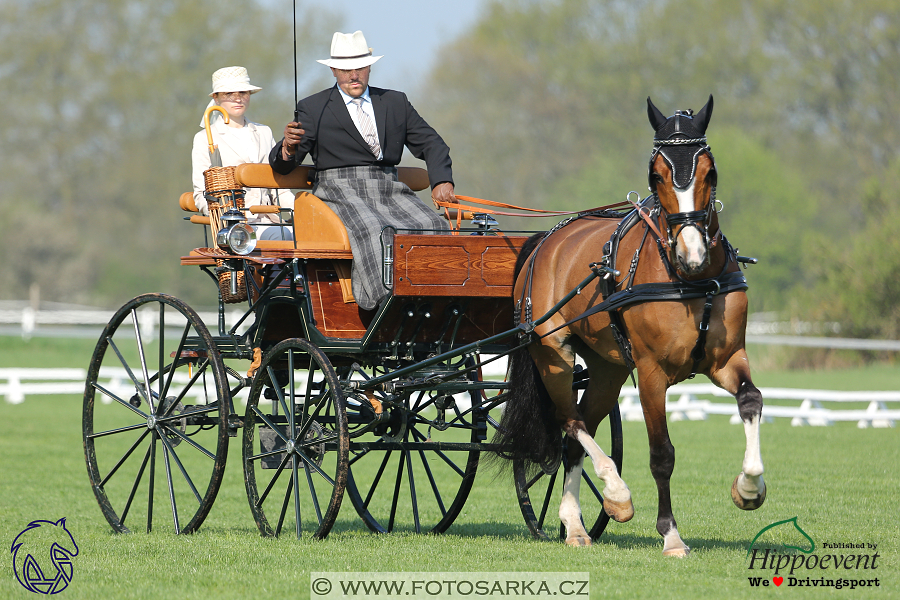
[673,182,707,270]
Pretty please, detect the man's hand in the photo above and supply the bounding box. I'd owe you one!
[431,182,457,208]
[281,122,305,159]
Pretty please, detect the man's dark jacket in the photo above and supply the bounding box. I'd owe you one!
[270,85,452,189]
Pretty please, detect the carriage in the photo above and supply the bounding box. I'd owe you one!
[83,97,766,555]
[81,160,625,541]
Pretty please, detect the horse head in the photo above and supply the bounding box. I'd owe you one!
[647,95,718,276]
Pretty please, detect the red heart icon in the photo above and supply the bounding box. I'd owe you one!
[773,577,783,586]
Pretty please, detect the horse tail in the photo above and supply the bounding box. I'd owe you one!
[490,345,562,471]
[490,230,561,471]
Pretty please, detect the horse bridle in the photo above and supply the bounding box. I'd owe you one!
[647,132,720,268]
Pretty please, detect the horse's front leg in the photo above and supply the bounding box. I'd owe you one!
[711,350,766,510]
[640,371,690,557]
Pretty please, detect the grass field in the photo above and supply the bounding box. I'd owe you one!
[1,336,898,599]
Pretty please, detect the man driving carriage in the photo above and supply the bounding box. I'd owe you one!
[270,30,457,310]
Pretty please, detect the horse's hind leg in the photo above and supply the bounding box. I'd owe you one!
[711,350,766,510]
[578,353,634,523]
[559,449,591,546]
[529,342,633,548]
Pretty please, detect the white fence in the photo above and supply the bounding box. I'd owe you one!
[3,368,897,429]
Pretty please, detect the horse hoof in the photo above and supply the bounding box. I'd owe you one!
[731,474,766,510]
[565,535,592,547]
[662,546,691,558]
[603,497,635,523]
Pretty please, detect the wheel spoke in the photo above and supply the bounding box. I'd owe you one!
[147,435,156,533]
[405,450,421,534]
[291,458,302,538]
[416,448,447,518]
[89,421,148,441]
[388,450,406,533]
[99,428,151,486]
[304,462,324,526]
[158,358,213,419]
[250,405,292,444]
[523,470,544,493]
[131,308,156,414]
[255,454,291,507]
[91,382,148,420]
[295,448,335,487]
[106,336,149,408]
[160,433,181,533]
[158,430,203,504]
[287,352,297,437]
[275,475,293,537]
[120,444,152,526]
[410,427,467,477]
[537,469,558,529]
[158,304,165,404]
[361,450,393,509]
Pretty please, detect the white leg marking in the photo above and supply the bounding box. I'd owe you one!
[738,415,765,498]
[559,458,589,543]
[575,429,630,502]
[662,527,691,557]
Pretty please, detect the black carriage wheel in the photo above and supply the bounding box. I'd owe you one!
[513,403,623,541]
[242,338,348,539]
[83,293,230,534]
[343,363,484,534]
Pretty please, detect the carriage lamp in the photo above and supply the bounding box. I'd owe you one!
[216,208,257,255]
[472,213,499,233]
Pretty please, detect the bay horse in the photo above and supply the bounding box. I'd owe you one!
[495,95,766,556]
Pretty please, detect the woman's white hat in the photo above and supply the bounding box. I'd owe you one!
[316,31,382,70]
[208,66,262,97]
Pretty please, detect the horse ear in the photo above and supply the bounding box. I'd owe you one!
[647,97,667,131]
[694,94,714,134]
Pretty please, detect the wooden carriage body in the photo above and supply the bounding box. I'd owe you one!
[179,163,528,360]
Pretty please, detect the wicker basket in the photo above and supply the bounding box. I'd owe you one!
[203,166,249,303]
[216,264,248,303]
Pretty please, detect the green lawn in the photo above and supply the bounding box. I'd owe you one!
[1,336,898,599]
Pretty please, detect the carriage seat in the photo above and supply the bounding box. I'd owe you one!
[180,164,440,254]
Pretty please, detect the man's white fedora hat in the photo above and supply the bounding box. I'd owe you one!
[208,66,262,97]
[317,31,382,70]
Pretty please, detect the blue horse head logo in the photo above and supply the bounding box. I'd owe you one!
[11,518,79,594]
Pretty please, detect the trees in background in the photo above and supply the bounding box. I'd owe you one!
[4,0,900,341]
[423,0,900,332]
[0,0,335,307]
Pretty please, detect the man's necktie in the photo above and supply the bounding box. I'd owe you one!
[351,97,381,157]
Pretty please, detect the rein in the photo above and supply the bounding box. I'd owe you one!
[518,193,746,379]
[435,195,631,230]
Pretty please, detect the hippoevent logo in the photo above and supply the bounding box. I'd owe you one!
[746,517,880,590]
[11,518,79,594]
